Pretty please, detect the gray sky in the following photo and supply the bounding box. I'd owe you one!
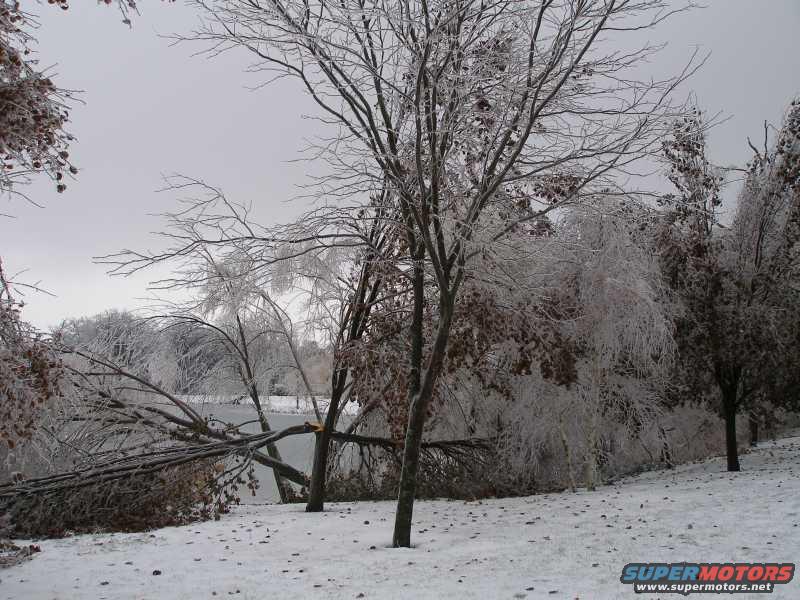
[2,0,799,329]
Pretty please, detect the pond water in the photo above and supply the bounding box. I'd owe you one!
[195,404,317,504]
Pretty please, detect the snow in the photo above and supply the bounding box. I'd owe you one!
[3,435,799,600]
[179,395,355,417]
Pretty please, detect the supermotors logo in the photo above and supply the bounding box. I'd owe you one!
[620,562,795,595]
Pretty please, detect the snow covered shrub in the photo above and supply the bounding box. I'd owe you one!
[407,201,680,494]
[438,386,745,496]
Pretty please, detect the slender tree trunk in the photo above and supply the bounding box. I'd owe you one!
[244,382,290,502]
[234,315,290,502]
[585,359,602,491]
[305,413,334,511]
[658,424,673,469]
[306,370,346,512]
[392,289,452,548]
[748,411,759,447]
[251,404,290,503]
[392,396,425,547]
[721,388,740,472]
[253,398,289,502]
[305,253,380,511]
[585,408,599,492]
[557,410,576,492]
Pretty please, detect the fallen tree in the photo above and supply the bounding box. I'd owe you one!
[0,423,318,537]
[0,423,317,501]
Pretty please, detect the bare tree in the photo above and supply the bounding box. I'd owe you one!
[101,176,404,510]
[172,0,696,546]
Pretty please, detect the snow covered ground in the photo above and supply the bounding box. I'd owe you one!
[3,435,798,600]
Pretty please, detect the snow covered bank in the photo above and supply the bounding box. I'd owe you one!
[179,395,354,417]
[3,436,798,600]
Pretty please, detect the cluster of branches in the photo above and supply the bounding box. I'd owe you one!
[0,0,166,204]
[0,1,76,201]
[61,341,311,483]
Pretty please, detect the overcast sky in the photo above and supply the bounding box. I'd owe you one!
[2,0,799,329]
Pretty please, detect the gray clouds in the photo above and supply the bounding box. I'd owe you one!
[1,0,798,328]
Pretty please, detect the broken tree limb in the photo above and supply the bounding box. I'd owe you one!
[329,431,492,455]
[0,423,316,500]
[65,356,303,495]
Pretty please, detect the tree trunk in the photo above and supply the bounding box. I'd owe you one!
[235,314,290,502]
[585,360,601,491]
[305,255,380,512]
[722,389,740,472]
[305,429,331,512]
[748,412,759,447]
[246,382,289,502]
[254,402,289,502]
[585,411,599,492]
[249,381,289,502]
[658,424,673,469]
[392,302,452,548]
[557,410,576,493]
[392,393,426,547]
[306,370,346,512]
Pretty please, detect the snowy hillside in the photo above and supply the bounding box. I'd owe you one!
[3,435,798,600]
